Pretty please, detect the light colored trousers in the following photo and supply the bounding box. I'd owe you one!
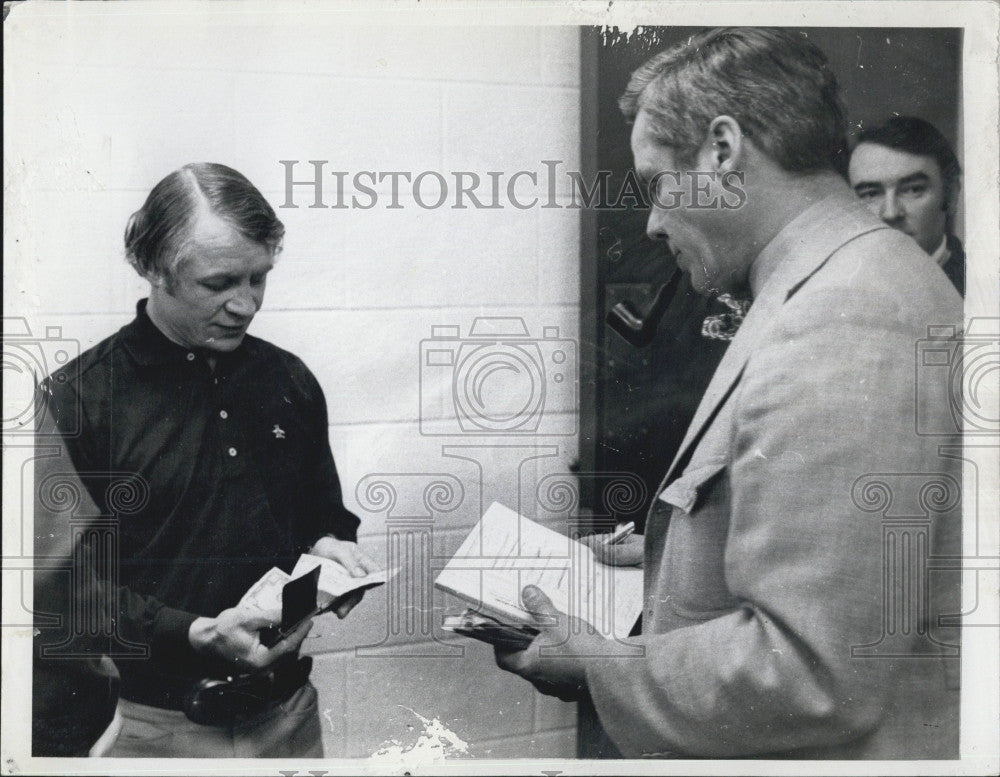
[106,681,323,758]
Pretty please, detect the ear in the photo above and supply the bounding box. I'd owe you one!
[145,269,167,288]
[696,115,744,172]
[142,265,176,295]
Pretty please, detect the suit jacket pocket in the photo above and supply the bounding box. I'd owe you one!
[653,459,737,625]
[658,460,727,515]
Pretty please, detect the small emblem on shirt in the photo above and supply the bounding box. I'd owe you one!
[272,424,286,439]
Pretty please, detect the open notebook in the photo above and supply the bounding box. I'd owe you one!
[435,502,643,647]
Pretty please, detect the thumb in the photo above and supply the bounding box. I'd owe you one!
[272,617,313,655]
[231,608,281,631]
[521,585,559,627]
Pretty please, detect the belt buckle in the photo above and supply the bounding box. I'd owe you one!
[182,655,310,726]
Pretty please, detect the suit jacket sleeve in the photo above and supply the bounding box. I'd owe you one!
[585,282,959,756]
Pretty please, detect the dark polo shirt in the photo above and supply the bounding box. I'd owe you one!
[46,300,359,705]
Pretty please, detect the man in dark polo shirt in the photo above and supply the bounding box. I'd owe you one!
[44,163,375,757]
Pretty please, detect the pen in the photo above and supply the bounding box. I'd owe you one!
[605,521,636,545]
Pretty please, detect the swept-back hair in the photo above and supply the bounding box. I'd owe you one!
[620,28,848,176]
[855,116,962,209]
[124,163,284,279]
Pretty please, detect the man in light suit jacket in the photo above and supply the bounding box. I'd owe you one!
[495,28,962,759]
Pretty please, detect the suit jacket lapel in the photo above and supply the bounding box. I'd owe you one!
[656,290,775,490]
[654,195,891,497]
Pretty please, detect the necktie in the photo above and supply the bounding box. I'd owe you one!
[702,294,752,341]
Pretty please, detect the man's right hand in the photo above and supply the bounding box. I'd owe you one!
[582,533,644,567]
[188,607,312,670]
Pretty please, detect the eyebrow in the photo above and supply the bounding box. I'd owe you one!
[198,274,240,285]
[896,172,931,187]
[853,172,931,191]
[200,265,273,282]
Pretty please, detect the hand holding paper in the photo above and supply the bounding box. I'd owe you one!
[583,531,644,567]
[237,551,397,646]
[188,605,311,669]
[309,536,380,576]
[492,585,604,702]
[435,502,643,645]
[306,538,382,617]
[237,566,290,617]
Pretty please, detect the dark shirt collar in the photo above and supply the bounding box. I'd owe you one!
[120,299,252,369]
[943,233,966,297]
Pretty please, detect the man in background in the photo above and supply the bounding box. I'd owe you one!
[43,163,376,757]
[849,115,965,295]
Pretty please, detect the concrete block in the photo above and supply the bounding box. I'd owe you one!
[411,306,582,427]
[12,189,132,271]
[539,27,582,87]
[302,527,472,656]
[5,63,233,127]
[328,419,578,529]
[231,74,442,188]
[306,651,349,753]
[78,110,248,193]
[250,305,579,428]
[266,204,541,310]
[338,637,536,757]
[346,26,545,85]
[5,111,114,194]
[442,83,579,177]
[5,10,247,76]
[535,690,578,732]
[263,259,352,311]
[537,206,581,304]
[470,726,577,758]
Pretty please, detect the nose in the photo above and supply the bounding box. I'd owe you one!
[879,192,904,223]
[646,210,669,243]
[224,284,261,319]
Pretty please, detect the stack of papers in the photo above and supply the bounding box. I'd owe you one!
[434,502,643,647]
[441,609,538,650]
[239,553,394,616]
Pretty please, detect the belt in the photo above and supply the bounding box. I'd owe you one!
[183,655,313,725]
[122,655,312,724]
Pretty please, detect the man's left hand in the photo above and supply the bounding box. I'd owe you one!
[309,536,380,618]
[493,585,609,702]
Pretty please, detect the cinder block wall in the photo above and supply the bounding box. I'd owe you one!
[6,8,581,759]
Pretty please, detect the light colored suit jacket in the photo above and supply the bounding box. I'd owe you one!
[586,191,963,758]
